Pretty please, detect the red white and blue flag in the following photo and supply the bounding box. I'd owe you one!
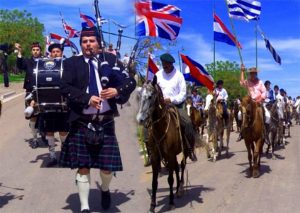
[180,54,214,91]
[135,0,183,41]
[80,12,107,28]
[49,33,79,54]
[213,13,242,48]
[62,19,80,38]
[80,13,96,28]
[147,55,159,80]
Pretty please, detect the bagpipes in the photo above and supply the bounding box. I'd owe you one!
[93,0,139,78]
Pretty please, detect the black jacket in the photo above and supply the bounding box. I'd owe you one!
[60,53,136,122]
[16,57,37,92]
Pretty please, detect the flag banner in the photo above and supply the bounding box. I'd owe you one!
[147,55,159,80]
[80,12,107,28]
[49,33,79,54]
[257,26,281,65]
[227,0,261,21]
[62,19,80,38]
[135,0,183,40]
[213,13,242,48]
[180,54,214,90]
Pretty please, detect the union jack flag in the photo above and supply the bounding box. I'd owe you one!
[62,19,80,38]
[135,0,183,41]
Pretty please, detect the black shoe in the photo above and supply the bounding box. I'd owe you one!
[101,190,111,210]
[81,209,90,213]
[30,139,39,149]
[46,158,58,167]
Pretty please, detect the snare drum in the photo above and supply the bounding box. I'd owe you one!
[33,58,68,113]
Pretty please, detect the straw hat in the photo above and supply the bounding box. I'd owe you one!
[248,67,259,73]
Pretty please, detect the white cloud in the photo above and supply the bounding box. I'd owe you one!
[179,33,227,65]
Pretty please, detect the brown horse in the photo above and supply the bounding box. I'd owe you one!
[241,96,265,178]
[215,101,232,158]
[136,76,188,213]
[185,97,205,136]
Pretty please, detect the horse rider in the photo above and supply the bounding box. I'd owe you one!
[35,43,69,167]
[237,65,267,142]
[59,26,136,213]
[155,53,197,162]
[274,85,280,99]
[214,80,229,125]
[264,80,275,103]
[15,42,43,149]
[191,88,204,116]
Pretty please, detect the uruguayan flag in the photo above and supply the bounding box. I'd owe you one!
[227,0,261,21]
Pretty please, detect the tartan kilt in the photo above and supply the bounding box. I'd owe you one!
[59,118,123,171]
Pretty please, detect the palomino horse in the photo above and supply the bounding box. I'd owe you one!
[204,96,231,161]
[185,97,206,136]
[241,96,265,178]
[265,101,285,159]
[136,76,188,213]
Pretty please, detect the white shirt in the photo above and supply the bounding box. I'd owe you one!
[82,57,111,114]
[294,99,300,108]
[205,94,214,110]
[155,68,186,105]
[214,87,228,102]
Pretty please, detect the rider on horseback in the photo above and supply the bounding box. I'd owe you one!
[214,79,229,126]
[237,65,267,142]
[155,53,197,161]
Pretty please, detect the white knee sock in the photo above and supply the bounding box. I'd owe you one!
[76,173,90,211]
[46,135,56,159]
[29,120,38,139]
[59,134,67,143]
[100,171,113,192]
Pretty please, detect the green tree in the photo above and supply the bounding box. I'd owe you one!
[0,9,45,73]
[195,60,247,103]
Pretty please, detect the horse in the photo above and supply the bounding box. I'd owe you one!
[136,76,188,213]
[233,100,242,132]
[204,95,231,161]
[241,96,265,178]
[295,104,300,125]
[283,102,292,138]
[185,97,205,136]
[265,101,285,159]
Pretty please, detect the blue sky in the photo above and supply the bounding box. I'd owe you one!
[1,0,300,98]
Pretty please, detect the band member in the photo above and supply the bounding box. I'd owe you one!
[36,43,69,167]
[59,27,136,212]
[15,42,42,148]
[154,53,197,161]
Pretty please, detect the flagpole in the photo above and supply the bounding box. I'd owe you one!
[224,0,243,65]
[178,50,182,73]
[213,0,216,78]
[255,20,258,69]
[146,54,149,81]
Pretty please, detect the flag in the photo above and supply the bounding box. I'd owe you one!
[80,13,96,28]
[62,19,80,38]
[213,13,242,48]
[49,33,79,54]
[147,55,159,80]
[80,12,107,28]
[257,27,281,65]
[135,0,183,41]
[180,54,214,91]
[227,0,261,21]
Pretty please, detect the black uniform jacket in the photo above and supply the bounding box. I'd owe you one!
[60,53,136,122]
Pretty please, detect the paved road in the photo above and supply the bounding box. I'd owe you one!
[1,91,300,213]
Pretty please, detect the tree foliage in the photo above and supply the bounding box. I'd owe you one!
[0,9,45,72]
[195,60,247,103]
